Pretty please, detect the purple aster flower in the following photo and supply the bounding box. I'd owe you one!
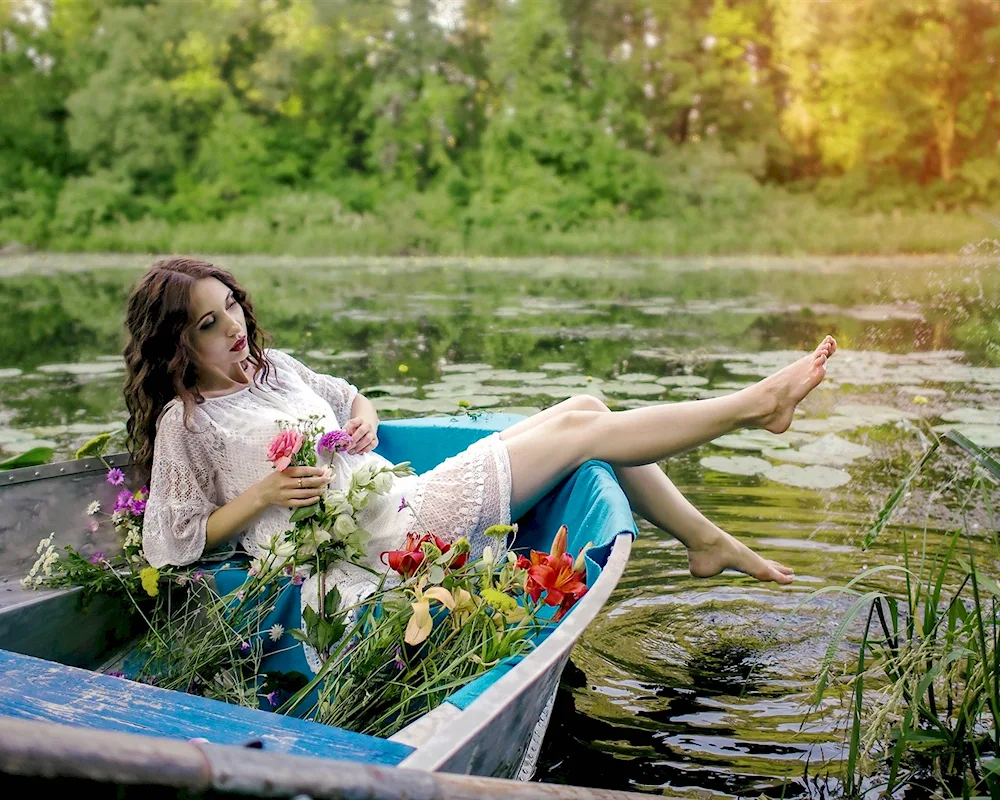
[87,519,100,534]
[266,690,279,707]
[131,499,147,516]
[191,570,205,583]
[291,571,306,586]
[397,496,408,513]
[89,552,106,565]
[114,489,133,512]
[106,468,125,486]
[240,641,250,654]
[393,646,405,671]
[318,430,352,454]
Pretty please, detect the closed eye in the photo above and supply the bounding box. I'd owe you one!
[198,295,237,330]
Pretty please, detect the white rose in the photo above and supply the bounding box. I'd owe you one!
[334,514,357,536]
[371,471,393,494]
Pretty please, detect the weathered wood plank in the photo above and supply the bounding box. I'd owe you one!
[0,649,412,765]
[0,715,663,799]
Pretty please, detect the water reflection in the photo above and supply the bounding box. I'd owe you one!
[1,254,999,797]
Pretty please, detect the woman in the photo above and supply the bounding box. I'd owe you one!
[128,257,837,657]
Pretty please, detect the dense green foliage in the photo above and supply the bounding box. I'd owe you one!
[1,0,998,255]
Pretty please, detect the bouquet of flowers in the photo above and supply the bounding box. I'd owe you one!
[279,523,590,737]
[262,416,414,659]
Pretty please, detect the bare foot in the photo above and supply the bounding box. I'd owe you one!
[687,530,795,585]
[755,335,837,434]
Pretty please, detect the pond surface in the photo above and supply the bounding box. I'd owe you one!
[1,251,999,797]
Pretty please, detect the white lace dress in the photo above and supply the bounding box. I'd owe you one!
[142,349,512,670]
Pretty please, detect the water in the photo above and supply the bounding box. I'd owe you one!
[1,252,999,797]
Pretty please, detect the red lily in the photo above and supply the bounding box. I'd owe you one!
[382,533,466,577]
[382,532,425,578]
[519,525,588,621]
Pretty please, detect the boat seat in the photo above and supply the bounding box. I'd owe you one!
[0,649,413,765]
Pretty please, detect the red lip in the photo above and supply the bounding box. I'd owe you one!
[230,335,247,352]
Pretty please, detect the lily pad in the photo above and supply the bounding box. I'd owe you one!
[538,362,578,372]
[932,423,1000,449]
[762,434,872,467]
[700,456,772,476]
[833,403,918,425]
[789,416,862,435]
[441,362,494,374]
[940,407,1000,426]
[602,381,665,397]
[656,375,709,387]
[710,430,812,452]
[764,464,851,490]
[36,361,124,376]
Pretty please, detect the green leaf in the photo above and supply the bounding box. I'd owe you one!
[428,565,445,585]
[302,604,320,629]
[74,432,113,460]
[0,447,54,469]
[324,586,342,617]
[289,502,320,523]
[288,628,309,643]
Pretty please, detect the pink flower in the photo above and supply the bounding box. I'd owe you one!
[318,430,352,454]
[106,468,125,486]
[87,519,100,533]
[89,552,106,565]
[131,499,146,516]
[266,429,304,472]
[191,570,205,583]
[291,571,306,586]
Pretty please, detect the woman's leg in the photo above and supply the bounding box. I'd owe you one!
[503,337,837,582]
[501,395,796,583]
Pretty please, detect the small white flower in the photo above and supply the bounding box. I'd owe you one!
[36,536,52,554]
[268,535,296,559]
[86,501,101,516]
[269,623,285,642]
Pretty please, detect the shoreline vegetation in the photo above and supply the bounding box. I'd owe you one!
[4,2,999,262]
[1,201,996,260]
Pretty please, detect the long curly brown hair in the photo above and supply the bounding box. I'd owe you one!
[123,257,273,479]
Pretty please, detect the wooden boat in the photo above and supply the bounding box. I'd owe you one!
[0,414,637,784]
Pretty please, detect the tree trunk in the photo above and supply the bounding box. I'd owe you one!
[936,103,955,183]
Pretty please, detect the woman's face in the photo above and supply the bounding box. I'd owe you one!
[188,277,249,372]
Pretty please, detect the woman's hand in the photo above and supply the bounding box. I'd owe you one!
[254,466,332,509]
[343,417,378,455]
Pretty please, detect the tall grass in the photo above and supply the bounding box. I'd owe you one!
[814,431,999,798]
[32,192,999,258]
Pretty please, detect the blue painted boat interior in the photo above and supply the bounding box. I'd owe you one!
[0,414,637,753]
[0,649,413,764]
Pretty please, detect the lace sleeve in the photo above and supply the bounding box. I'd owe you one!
[270,350,359,427]
[142,403,219,568]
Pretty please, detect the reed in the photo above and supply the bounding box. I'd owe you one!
[813,431,999,798]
